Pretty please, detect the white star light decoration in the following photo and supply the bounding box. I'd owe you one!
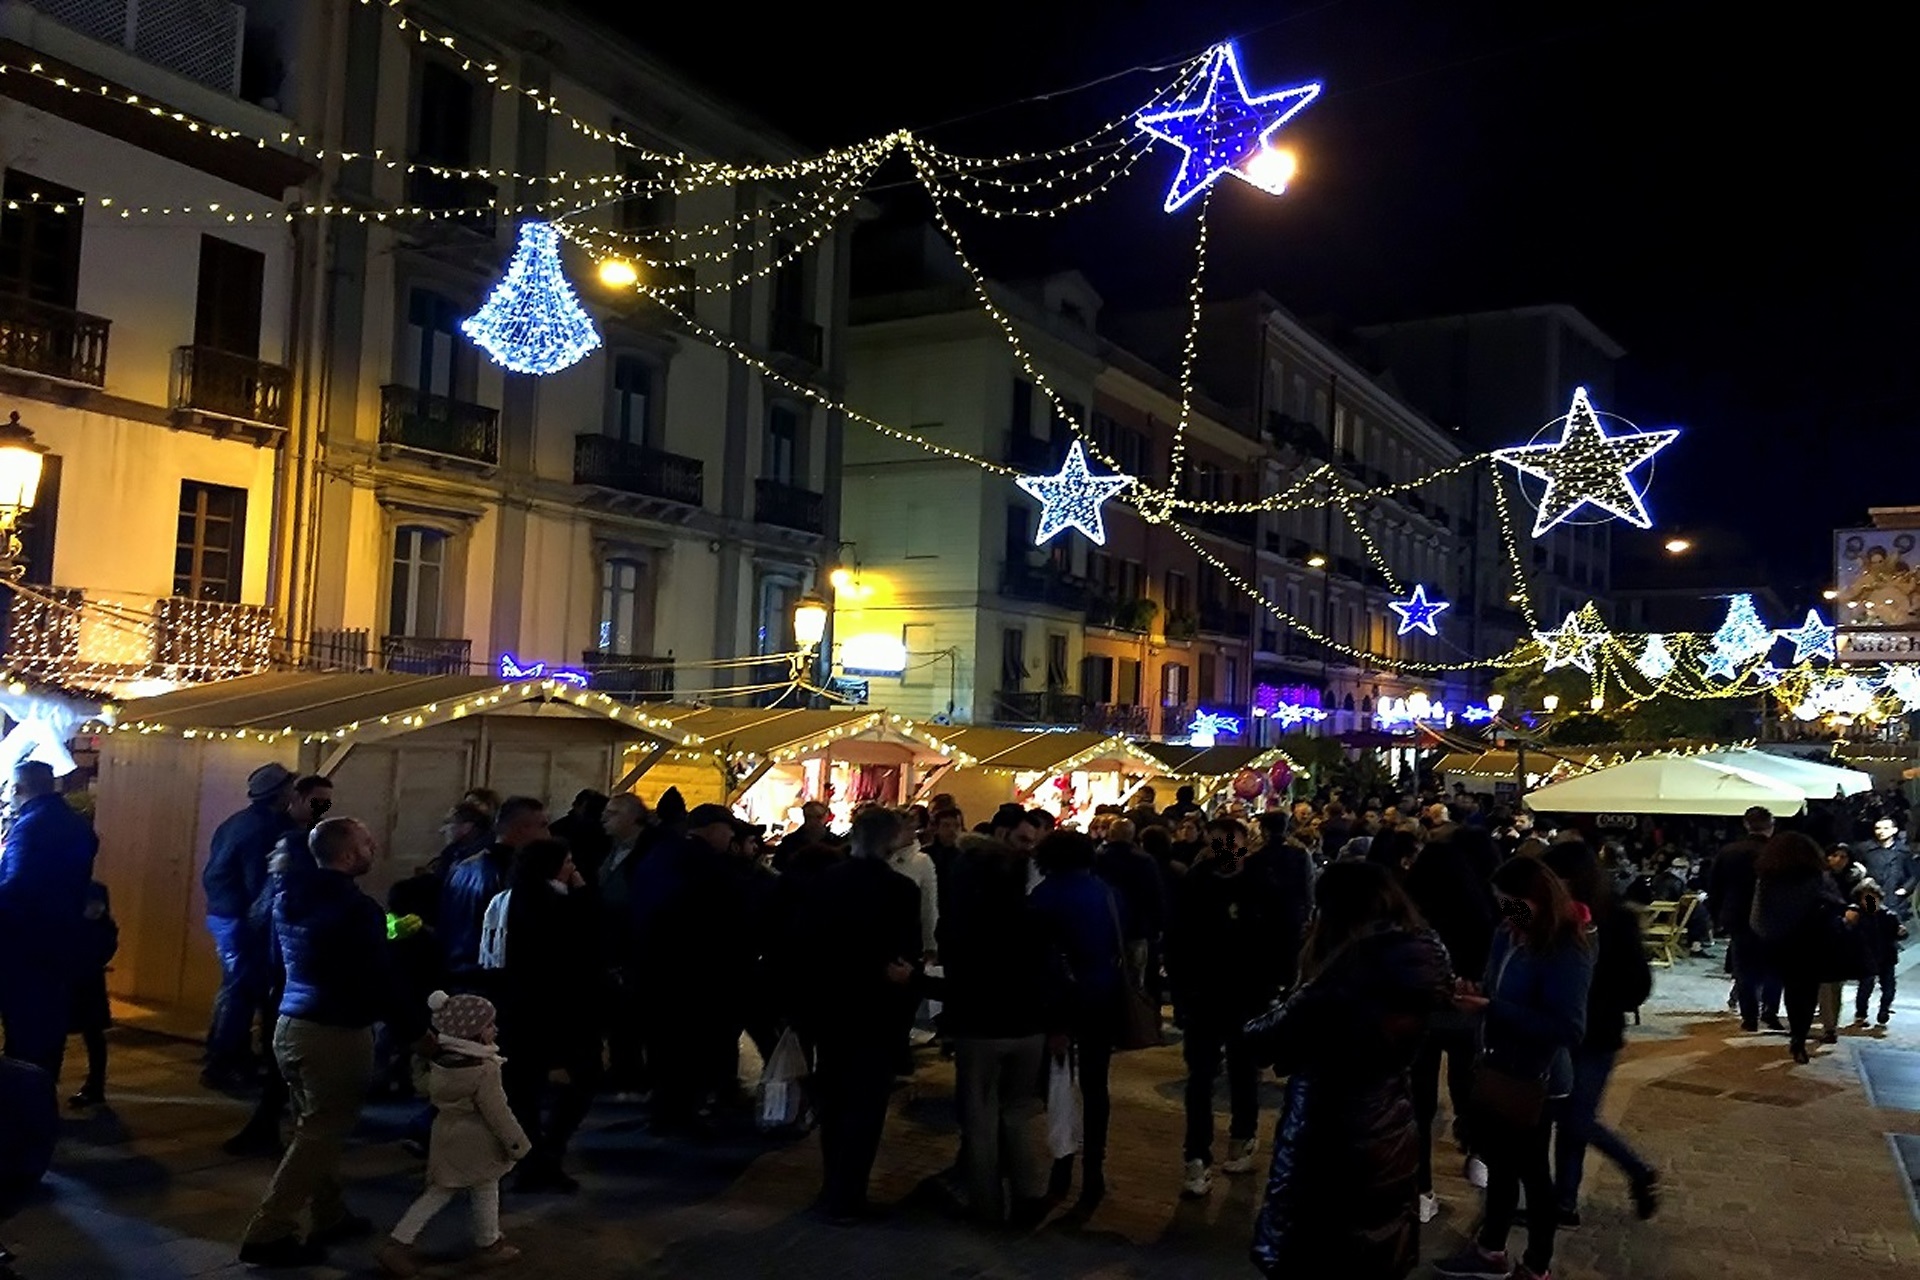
[1388,584,1450,636]
[1778,609,1836,664]
[1135,42,1321,213]
[1636,633,1675,681]
[1535,610,1603,673]
[1492,388,1679,537]
[1016,440,1132,545]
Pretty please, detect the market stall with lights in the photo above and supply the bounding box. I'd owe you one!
[89,671,691,1014]
[613,706,966,829]
[1129,741,1303,813]
[923,728,1164,828]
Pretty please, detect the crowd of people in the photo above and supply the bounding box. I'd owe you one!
[0,760,1913,1278]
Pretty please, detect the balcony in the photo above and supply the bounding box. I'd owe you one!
[574,434,704,507]
[1083,703,1151,735]
[582,650,676,701]
[993,690,1085,726]
[1086,595,1157,633]
[382,635,473,675]
[1159,703,1195,737]
[769,312,824,365]
[171,346,290,429]
[1199,601,1252,637]
[754,478,827,535]
[1195,509,1257,544]
[379,385,499,466]
[151,596,274,674]
[404,171,498,236]
[0,293,110,387]
[999,563,1090,611]
[1164,612,1198,642]
[0,585,83,669]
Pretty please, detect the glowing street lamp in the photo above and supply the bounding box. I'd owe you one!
[0,412,48,580]
[792,595,830,652]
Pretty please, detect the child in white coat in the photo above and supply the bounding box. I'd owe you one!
[377,992,530,1277]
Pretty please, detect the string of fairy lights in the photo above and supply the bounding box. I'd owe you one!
[11,14,1901,731]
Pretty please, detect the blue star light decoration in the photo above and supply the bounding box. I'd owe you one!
[1491,388,1679,537]
[1135,42,1321,213]
[1778,609,1836,665]
[1701,648,1739,681]
[1016,440,1132,545]
[1535,610,1603,673]
[1187,710,1243,747]
[462,221,602,375]
[1388,584,1450,636]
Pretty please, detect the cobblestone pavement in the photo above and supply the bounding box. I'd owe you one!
[6,948,1920,1280]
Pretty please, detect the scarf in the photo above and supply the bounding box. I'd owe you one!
[436,1035,504,1065]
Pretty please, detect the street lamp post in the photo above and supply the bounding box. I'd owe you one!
[0,413,48,581]
[789,594,830,703]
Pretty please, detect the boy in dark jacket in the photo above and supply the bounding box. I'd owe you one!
[1850,883,1907,1026]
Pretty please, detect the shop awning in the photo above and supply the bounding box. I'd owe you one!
[1696,749,1873,800]
[107,671,690,748]
[1522,754,1807,817]
[1131,742,1296,780]
[623,706,965,767]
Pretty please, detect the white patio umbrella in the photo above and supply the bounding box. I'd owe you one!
[1522,754,1807,817]
[1695,749,1873,801]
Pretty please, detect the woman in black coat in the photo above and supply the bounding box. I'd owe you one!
[1243,862,1454,1278]
[500,838,603,1190]
[1749,832,1848,1064]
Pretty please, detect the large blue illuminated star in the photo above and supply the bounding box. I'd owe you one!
[1016,440,1132,545]
[1492,388,1679,537]
[1388,584,1450,636]
[1136,42,1322,214]
[1778,609,1836,665]
[1701,648,1738,681]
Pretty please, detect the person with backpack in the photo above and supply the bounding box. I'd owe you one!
[1542,842,1659,1225]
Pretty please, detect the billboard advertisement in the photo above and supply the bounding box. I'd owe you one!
[1834,526,1920,662]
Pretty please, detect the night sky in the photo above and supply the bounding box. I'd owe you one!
[584,0,1914,590]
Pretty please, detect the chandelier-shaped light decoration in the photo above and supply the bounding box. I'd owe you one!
[462,221,603,375]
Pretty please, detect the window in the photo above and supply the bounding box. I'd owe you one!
[597,558,646,655]
[618,159,671,233]
[1164,570,1191,615]
[1081,654,1113,703]
[1011,377,1034,437]
[1161,662,1190,706]
[765,403,801,484]
[1119,659,1142,706]
[1001,627,1027,689]
[610,355,654,446]
[1046,633,1069,689]
[1197,652,1217,703]
[415,61,476,166]
[389,526,447,637]
[406,288,469,397]
[756,576,797,654]
[0,170,84,307]
[1225,656,1240,704]
[193,236,265,356]
[1004,505,1030,560]
[175,481,246,602]
[772,244,806,319]
[1119,559,1143,603]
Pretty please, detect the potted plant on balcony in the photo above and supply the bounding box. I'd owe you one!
[1164,611,1199,642]
[1116,597,1160,633]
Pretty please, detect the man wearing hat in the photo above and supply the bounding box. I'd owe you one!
[202,762,298,1091]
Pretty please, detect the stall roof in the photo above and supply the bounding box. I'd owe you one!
[635,705,956,764]
[1132,742,1296,779]
[1522,754,1807,817]
[106,671,693,747]
[932,727,1160,774]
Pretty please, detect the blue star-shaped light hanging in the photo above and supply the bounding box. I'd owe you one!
[1135,42,1321,213]
[1491,388,1679,537]
[462,221,603,375]
[1387,584,1450,636]
[1701,648,1738,681]
[1015,440,1132,545]
[1778,609,1836,665]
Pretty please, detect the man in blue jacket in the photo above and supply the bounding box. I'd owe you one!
[238,816,388,1269]
[202,762,297,1089]
[0,761,99,1079]
[439,796,548,986]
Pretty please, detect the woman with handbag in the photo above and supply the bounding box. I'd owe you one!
[1243,862,1453,1278]
[1435,857,1594,1280]
[1749,832,1848,1064]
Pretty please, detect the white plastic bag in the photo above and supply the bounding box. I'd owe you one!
[477,889,511,969]
[1045,1055,1081,1160]
[758,1028,808,1130]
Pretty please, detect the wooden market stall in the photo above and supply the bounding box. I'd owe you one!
[90,671,689,1014]
[920,727,1163,827]
[616,706,965,831]
[1131,742,1303,813]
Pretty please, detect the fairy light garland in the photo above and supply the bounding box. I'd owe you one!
[1162,189,1214,511]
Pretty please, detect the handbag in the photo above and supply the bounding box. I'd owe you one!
[1468,942,1546,1128]
[1104,893,1162,1051]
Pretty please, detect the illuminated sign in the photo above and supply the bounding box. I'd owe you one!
[839,633,908,677]
[499,653,590,688]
